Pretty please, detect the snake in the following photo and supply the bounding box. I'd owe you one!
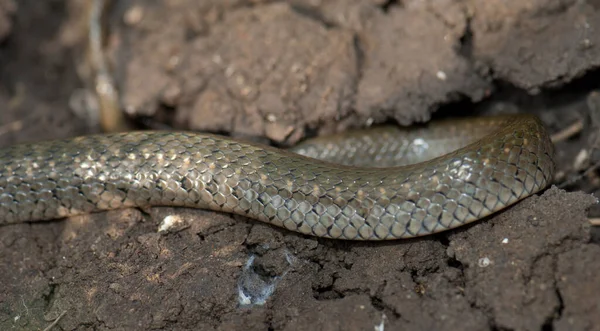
[0,114,554,240]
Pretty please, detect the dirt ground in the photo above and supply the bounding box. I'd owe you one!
[1,0,600,330]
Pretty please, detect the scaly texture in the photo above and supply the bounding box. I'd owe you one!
[0,114,554,240]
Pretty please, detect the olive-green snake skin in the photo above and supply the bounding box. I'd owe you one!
[0,114,554,240]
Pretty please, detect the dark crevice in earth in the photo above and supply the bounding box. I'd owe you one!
[542,320,554,331]
[458,13,474,60]
[367,281,390,312]
[491,66,600,105]
[352,32,365,82]
[369,289,403,325]
[247,258,277,280]
[437,31,600,122]
[193,216,245,239]
[312,283,343,300]
[369,291,402,320]
[312,273,343,300]
[431,63,600,126]
[436,232,467,288]
[548,286,565,330]
[428,90,477,119]
[435,232,451,248]
[560,69,600,97]
[381,0,402,12]
[368,295,386,312]
[407,269,424,295]
[431,97,479,119]
[542,312,556,331]
[325,288,367,301]
[446,255,464,272]
[244,243,266,256]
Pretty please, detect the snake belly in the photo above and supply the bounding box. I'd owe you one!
[0,114,554,240]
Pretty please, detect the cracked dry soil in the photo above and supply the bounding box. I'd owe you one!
[1,0,600,330]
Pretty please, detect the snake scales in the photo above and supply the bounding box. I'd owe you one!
[0,114,554,240]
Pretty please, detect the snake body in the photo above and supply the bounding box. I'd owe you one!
[0,114,554,240]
